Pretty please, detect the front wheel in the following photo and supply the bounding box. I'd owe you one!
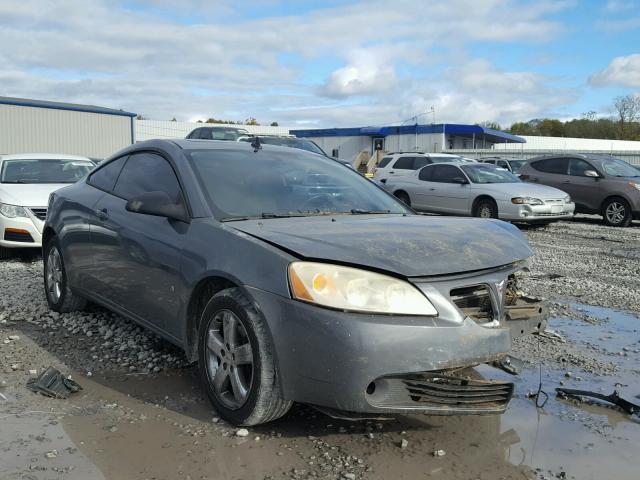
[474,199,498,219]
[394,191,411,206]
[43,237,87,312]
[198,288,292,426]
[602,197,632,227]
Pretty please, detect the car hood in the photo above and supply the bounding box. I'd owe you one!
[228,214,533,277]
[0,183,69,207]
[477,182,569,199]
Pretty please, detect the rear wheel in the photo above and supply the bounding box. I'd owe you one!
[602,197,632,227]
[394,191,411,207]
[198,288,292,426]
[43,237,87,312]
[474,198,498,219]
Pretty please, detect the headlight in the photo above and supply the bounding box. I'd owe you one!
[0,203,29,218]
[288,262,437,316]
[630,182,640,192]
[511,197,544,205]
[564,195,572,203]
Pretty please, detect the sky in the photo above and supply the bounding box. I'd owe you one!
[1,0,639,128]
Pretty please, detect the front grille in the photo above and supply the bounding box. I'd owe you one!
[450,285,494,323]
[544,199,564,205]
[403,373,514,410]
[4,230,34,243]
[30,208,47,221]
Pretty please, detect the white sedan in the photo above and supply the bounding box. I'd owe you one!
[0,153,94,257]
[383,161,575,223]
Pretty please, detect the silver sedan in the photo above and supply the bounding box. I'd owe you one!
[382,162,575,223]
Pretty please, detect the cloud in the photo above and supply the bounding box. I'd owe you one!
[0,0,576,126]
[590,54,640,88]
[604,0,636,12]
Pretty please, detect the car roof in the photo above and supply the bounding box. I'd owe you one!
[0,153,92,161]
[527,153,620,163]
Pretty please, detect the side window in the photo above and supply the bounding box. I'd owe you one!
[418,166,434,181]
[199,129,213,140]
[377,156,393,168]
[568,158,595,176]
[113,153,183,203]
[88,156,127,192]
[393,156,415,169]
[187,129,199,139]
[431,165,465,183]
[483,159,496,165]
[531,158,569,174]
[497,160,509,169]
[413,157,431,169]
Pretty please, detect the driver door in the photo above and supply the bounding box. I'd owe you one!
[425,165,471,214]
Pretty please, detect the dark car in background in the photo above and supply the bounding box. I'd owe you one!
[518,154,640,227]
[239,135,353,168]
[43,139,545,425]
[186,126,251,141]
[479,157,529,175]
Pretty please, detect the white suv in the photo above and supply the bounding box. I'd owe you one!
[373,153,466,184]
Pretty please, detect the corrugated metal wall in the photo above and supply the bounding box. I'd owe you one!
[0,104,132,159]
[135,120,291,141]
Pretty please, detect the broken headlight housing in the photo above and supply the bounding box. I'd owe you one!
[0,203,29,218]
[288,262,437,316]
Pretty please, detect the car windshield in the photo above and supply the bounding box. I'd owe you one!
[210,128,250,141]
[509,160,528,172]
[0,159,94,184]
[430,156,462,163]
[188,148,408,220]
[240,136,326,155]
[461,164,521,184]
[600,158,640,177]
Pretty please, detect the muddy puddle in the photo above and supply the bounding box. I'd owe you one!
[1,303,638,480]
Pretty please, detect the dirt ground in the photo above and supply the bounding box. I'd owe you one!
[1,216,639,480]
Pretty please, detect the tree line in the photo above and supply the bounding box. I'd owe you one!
[505,95,640,141]
[136,114,279,127]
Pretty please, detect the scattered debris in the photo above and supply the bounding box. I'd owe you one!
[45,450,58,459]
[433,449,446,457]
[235,428,249,437]
[26,366,82,399]
[556,388,640,415]
[400,438,408,449]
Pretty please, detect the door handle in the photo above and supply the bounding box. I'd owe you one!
[429,188,436,191]
[389,171,395,174]
[96,208,109,220]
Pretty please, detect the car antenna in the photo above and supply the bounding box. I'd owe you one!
[251,136,262,152]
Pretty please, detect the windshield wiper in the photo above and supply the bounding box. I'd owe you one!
[349,209,392,214]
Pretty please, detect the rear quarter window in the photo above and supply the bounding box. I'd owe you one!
[378,156,393,168]
[393,157,415,169]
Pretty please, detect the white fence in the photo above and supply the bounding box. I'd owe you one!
[135,120,291,142]
[509,136,640,152]
[449,149,640,165]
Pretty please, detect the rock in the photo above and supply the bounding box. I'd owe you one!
[45,450,58,458]
[11,364,20,371]
[343,473,356,480]
[400,438,408,449]
[28,369,38,376]
[433,449,446,457]
[564,372,572,378]
[236,428,249,437]
[8,335,19,340]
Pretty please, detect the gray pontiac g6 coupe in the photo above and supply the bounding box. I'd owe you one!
[43,139,547,425]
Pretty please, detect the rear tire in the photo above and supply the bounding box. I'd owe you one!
[602,197,632,227]
[43,237,87,312]
[394,191,411,207]
[198,288,292,426]
[474,198,498,219]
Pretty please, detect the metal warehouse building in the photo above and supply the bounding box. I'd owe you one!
[0,97,136,159]
[291,124,525,161]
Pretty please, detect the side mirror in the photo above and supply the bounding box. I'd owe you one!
[453,177,468,185]
[126,191,190,223]
[584,170,600,178]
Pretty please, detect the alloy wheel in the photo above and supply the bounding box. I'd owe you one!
[479,206,493,218]
[205,310,254,409]
[46,247,63,303]
[605,202,626,225]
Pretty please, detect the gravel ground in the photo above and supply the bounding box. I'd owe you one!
[1,216,639,480]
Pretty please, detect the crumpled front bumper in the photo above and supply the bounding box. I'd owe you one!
[246,263,548,415]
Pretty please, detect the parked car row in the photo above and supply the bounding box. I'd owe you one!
[381,153,640,227]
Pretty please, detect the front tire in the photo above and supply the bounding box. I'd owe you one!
[198,288,292,426]
[43,237,87,312]
[474,198,498,219]
[394,191,411,206]
[602,197,632,227]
